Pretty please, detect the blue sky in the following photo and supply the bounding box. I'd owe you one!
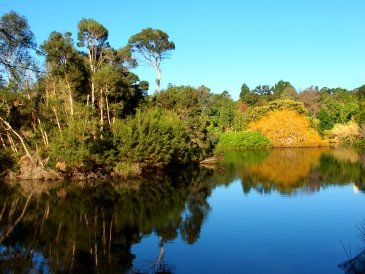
[2,0,364,99]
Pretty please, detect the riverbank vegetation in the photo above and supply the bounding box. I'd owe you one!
[1,11,365,180]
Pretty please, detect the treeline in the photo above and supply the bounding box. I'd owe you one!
[0,11,364,179]
[236,80,365,146]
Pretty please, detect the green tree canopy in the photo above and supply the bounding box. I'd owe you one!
[0,11,37,89]
[128,28,175,92]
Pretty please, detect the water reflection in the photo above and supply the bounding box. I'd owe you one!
[0,168,217,273]
[0,147,365,272]
[222,148,365,195]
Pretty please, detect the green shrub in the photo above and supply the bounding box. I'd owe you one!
[113,108,192,168]
[246,99,306,122]
[215,131,271,153]
[47,118,97,170]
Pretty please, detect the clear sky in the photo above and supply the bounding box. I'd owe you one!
[2,0,364,99]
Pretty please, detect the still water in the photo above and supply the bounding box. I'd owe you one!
[1,147,365,273]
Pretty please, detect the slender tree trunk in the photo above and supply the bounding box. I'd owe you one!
[88,49,96,109]
[99,88,104,132]
[105,86,111,128]
[91,82,95,108]
[53,108,62,134]
[155,66,161,93]
[0,117,33,161]
[0,135,6,149]
[38,119,49,147]
[6,132,18,154]
[65,77,74,116]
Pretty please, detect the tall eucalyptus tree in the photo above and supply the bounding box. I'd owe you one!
[128,28,175,93]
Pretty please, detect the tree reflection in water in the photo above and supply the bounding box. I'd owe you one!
[0,168,216,273]
[221,147,365,195]
[1,147,365,272]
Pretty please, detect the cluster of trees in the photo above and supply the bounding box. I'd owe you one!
[0,11,180,176]
[239,82,365,142]
[1,11,365,179]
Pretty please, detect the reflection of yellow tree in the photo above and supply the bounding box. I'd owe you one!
[248,109,326,147]
[246,148,327,188]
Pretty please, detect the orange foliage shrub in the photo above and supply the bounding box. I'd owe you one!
[248,109,326,147]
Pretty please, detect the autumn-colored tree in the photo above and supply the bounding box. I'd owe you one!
[248,109,326,147]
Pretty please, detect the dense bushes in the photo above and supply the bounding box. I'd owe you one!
[113,108,192,169]
[47,117,97,171]
[215,131,271,152]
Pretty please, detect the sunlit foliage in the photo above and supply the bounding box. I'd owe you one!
[326,121,360,143]
[113,108,191,169]
[248,109,326,147]
[215,131,271,153]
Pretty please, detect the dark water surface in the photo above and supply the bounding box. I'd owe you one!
[1,147,365,273]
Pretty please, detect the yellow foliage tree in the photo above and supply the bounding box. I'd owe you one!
[248,109,326,147]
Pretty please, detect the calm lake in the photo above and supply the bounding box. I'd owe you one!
[1,147,365,273]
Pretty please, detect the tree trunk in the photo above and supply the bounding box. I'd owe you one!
[91,82,95,108]
[65,77,74,116]
[0,117,33,161]
[38,119,49,147]
[6,132,18,154]
[0,135,6,149]
[105,85,111,128]
[156,66,161,93]
[53,108,62,134]
[99,88,104,132]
